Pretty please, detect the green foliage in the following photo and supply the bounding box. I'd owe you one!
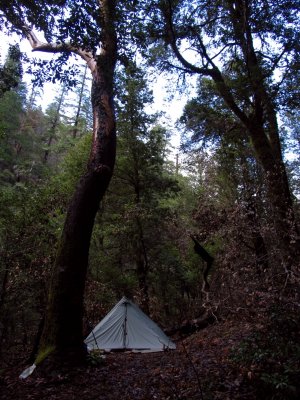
[52,132,91,189]
[0,84,92,323]
[230,304,300,399]
[0,79,53,184]
[86,350,106,367]
[0,44,23,97]
[0,88,23,170]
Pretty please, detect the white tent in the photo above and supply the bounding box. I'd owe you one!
[85,297,176,352]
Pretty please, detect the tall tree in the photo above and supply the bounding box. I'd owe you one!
[0,44,23,97]
[1,0,118,365]
[143,0,300,274]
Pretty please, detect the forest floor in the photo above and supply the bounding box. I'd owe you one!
[0,319,259,400]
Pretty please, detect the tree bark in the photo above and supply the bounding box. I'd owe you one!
[191,236,214,293]
[36,0,117,366]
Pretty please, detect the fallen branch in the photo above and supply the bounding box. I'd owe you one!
[165,311,217,337]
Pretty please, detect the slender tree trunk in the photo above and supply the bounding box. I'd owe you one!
[244,200,269,273]
[135,221,150,315]
[44,84,66,163]
[72,65,88,138]
[132,157,150,314]
[239,151,270,272]
[36,0,117,366]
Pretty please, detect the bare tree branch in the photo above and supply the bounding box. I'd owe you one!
[163,1,251,128]
[22,25,97,75]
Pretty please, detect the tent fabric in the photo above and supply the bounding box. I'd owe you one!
[85,297,176,352]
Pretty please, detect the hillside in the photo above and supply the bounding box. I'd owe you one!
[0,319,262,400]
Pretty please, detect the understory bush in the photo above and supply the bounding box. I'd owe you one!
[230,302,300,400]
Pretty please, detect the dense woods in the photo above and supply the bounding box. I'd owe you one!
[0,1,299,399]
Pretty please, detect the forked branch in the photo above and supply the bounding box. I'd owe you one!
[22,25,97,75]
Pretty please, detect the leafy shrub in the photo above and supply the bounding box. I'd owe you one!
[86,350,106,367]
[230,303,300,399]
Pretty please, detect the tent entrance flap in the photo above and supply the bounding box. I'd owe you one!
[85,296,176,352]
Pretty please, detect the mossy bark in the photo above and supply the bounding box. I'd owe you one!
[36,0,117,367]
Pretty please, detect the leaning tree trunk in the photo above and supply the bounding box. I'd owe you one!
[36,0,117,366]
